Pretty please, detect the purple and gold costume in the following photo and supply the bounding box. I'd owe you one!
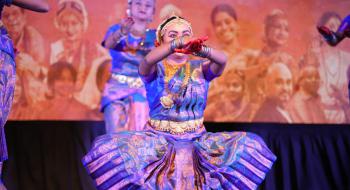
[0,1,16,162]
[101,24,156,132]
[83,60,276,190]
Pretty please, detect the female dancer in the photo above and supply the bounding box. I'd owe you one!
[101,0,156,133]
[82,16,276,190]
[0,0,49,188]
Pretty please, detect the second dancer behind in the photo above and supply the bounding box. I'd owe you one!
[101,0,156,133]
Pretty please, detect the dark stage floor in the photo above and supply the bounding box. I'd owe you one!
[2,121,350,190]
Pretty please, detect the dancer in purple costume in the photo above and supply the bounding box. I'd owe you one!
[0,0,49,188]
[83,16,276,190]
[101,0,156,133]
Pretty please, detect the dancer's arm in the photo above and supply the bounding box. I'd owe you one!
[336,15,350,37]
[181,38,227,80]
[317,15,350,46]
[139,38,184,78]
[140,37,227,81]
[12,0,49,12]
[103,17,134,49]
[200,47,227,79]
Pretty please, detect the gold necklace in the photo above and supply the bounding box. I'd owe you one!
[163,61,184,81]
[160,59,191,109]
[125,34,145,54]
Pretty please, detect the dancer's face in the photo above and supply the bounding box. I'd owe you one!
[300,66,320,96]
[213,12,238,45]
[58,12,84,42]
[325,16,341,32]
[163,22,192,60]
[53,68,75,98]
[2,7,26,39]
[266,18,289,47]
[130,0,155,22]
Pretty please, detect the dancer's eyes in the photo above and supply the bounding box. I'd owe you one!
[182,30,192,37]
[182,33,191,38]
[168,32,178,39]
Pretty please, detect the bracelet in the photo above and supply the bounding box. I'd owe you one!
[196,45,211,58]
[112,30,126,44]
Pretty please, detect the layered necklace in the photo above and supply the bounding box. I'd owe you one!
[160,59,191,109]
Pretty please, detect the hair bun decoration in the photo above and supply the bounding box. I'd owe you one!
[155,14,192,45]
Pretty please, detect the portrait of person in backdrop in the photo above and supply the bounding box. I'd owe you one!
[34,62,93,120]
[7,70,34,120]
[100,0,156,133]
[245,9,297,119]
[205,4,256,122]
[0,0,49,188]
[50,0,108,111]
[288,65,327,123]
[312,11,350,123]
[2,6,48,120]
[205,69,254,122]
[86,56,113,119]
[83,15,276,190]
[253,63,294,123]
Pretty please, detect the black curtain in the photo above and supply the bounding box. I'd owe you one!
[3,121,350,190]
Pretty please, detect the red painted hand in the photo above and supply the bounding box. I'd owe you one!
[174,36,209,54]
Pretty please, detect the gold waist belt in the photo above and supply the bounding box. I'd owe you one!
[149,118,204,135]
[111,73,143,88]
